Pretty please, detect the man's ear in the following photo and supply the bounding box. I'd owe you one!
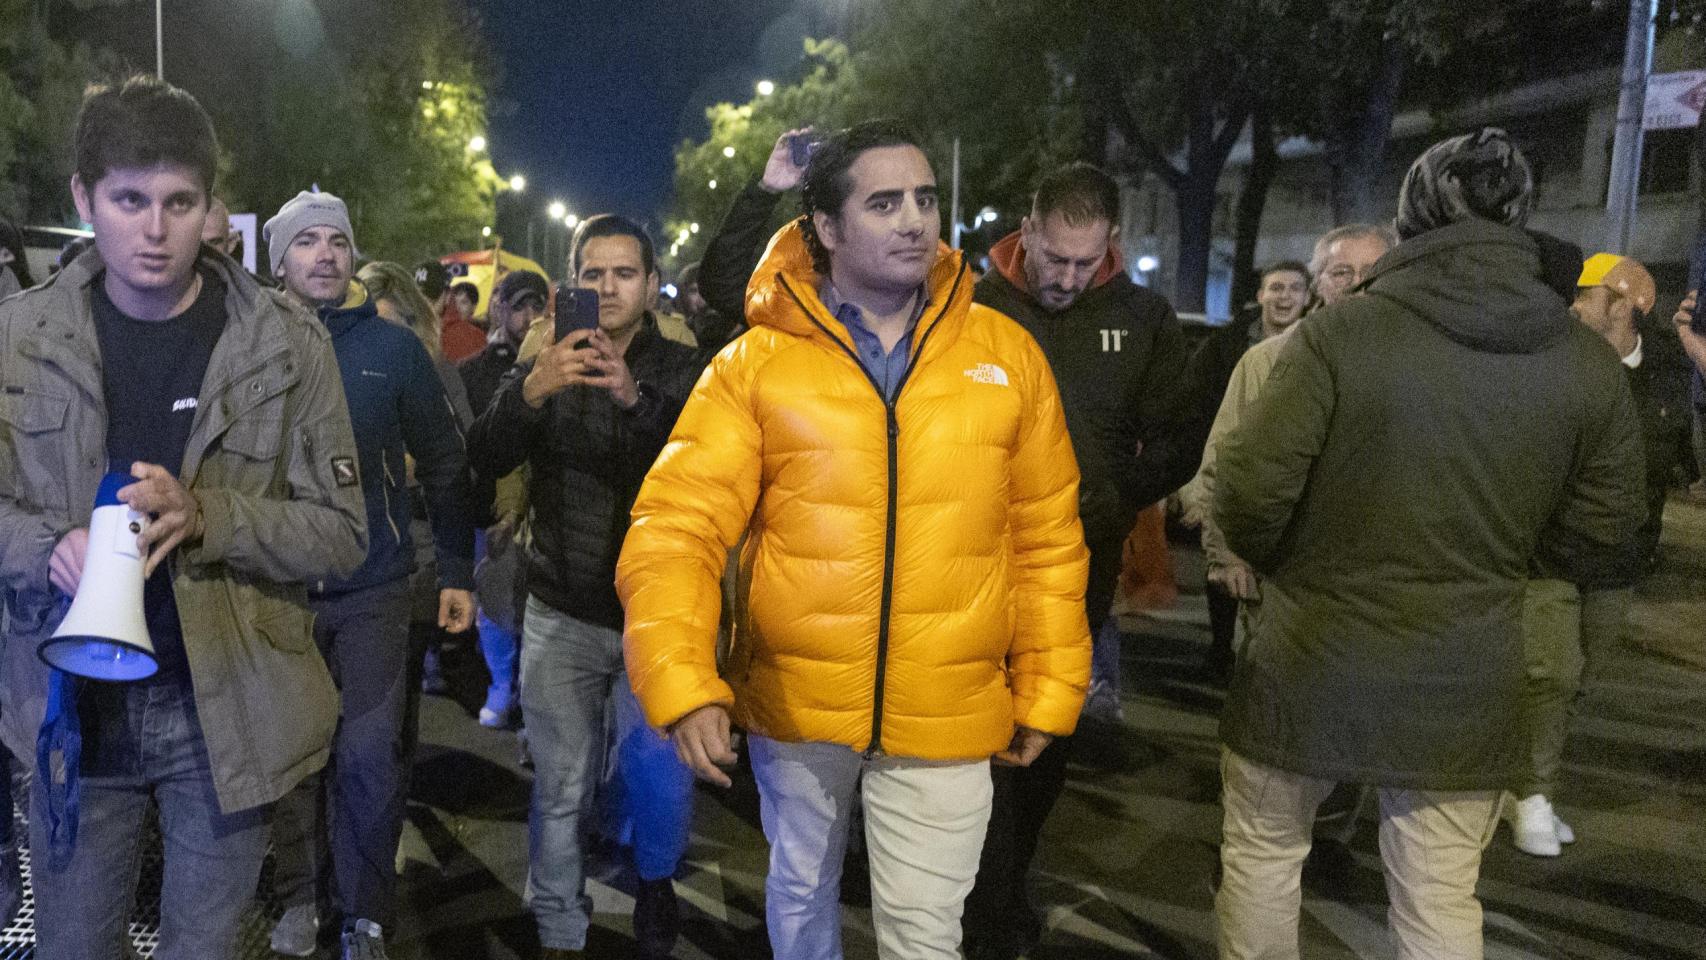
[812,210,839,256]
[71,174,93,225]
[646,271,660,310]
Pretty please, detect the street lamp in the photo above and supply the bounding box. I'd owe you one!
[508,174,527,192]
[756,79,776,96]
[722,146,737,159]
[564,213,580,229]
[708,179,718,190]
[690,222,701,234]
[548,200,567,220]
[481,226,492,238]
[468,135,487,153]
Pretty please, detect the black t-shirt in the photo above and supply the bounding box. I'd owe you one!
[91,269,227,684]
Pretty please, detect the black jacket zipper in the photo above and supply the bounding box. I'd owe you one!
[779,264,965,754]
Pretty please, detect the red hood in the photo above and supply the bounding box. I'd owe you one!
[989,230,1126,298]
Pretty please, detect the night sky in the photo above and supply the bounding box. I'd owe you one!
[473,0,846,227]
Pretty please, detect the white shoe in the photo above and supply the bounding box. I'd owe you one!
[1508,793,1562,857]
[1554,812,1576,845]
[270,903,320,957]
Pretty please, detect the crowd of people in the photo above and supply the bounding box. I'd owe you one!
[0,74,1702,960]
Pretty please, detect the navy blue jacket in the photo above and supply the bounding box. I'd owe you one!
[315,289,475,596]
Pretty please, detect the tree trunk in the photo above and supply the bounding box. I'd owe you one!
[1169,100,1249,315]
[1328,35,1405,226]
[1173,172,1218,315]
[1231,109,1278,310]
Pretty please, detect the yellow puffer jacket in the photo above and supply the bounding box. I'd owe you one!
[617,223,1091,761]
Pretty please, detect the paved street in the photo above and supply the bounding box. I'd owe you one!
[2,499,1701,959]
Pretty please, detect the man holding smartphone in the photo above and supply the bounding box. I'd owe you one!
[466,214,706,959]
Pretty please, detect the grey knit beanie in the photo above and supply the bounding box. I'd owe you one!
[263,189,358,274]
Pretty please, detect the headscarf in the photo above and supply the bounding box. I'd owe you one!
[1395,128,1534,241]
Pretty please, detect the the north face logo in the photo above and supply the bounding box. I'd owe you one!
[963,363,1009,386]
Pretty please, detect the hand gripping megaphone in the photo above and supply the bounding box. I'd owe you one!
[37,471,158,681]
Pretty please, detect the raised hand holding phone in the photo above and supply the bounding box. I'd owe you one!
[761,127,817,194]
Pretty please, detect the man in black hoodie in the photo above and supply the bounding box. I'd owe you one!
[963,162,1195,960]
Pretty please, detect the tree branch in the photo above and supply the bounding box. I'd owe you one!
[1084,57,1185,189]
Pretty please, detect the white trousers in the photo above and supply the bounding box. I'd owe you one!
[749,735,994,960]
[1216,748,1501,960]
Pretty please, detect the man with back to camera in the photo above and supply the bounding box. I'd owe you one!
[618,119,1091,960]
[1211,128,1644,959]
[960,161,1195,960]
[263,189,476,960]
[0,75,367,960]
[466,214,707,959]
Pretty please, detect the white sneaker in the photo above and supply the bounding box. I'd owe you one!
[1554,812,1576,845]
[269,903,320,957]
[1508,793,1563,857]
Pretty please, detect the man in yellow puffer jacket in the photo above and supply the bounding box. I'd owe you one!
[617,120,1091,960]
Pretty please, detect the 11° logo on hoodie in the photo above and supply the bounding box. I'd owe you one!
[1099,329,1130,353]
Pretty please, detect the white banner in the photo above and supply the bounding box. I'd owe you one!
[1644,70,1706,131]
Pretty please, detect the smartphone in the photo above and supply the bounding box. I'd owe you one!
[788,133,820,170]
[554,285,600,341]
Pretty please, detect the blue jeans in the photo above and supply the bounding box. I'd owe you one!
[520,598,693,949]
[478,611,519,713]
[30,680,269,960]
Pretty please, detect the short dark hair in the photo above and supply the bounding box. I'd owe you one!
[1032,162,1120,227]
[74,74,217,194]
[1259,260,1311,285]
[571,214,656,278]
[451,280,480,308]
[800,119,923,275]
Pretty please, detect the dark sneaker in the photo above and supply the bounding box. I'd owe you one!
[634,877,680,960]
[342,918,388,960]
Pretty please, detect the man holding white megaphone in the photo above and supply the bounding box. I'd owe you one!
[0,76,368,960]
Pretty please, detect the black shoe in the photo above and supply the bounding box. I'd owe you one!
[634,878,680,960]
[1302,838,1358,897]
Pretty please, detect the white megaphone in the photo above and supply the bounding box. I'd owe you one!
[38,471,158,681]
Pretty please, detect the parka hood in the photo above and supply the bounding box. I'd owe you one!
[1362,220,1571,355]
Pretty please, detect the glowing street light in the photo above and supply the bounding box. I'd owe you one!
[508,174,526,192]
[708,179,718,190]
[1136,255,1160,273]
[547,200,567,220]
[722,146,737,159]
[481,226,492,237]
[756,79,776,96]
[690,222,701,234]
[467,135,487,152]
[564,213,580,229]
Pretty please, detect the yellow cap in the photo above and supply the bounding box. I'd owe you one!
[1577,253,1656,314]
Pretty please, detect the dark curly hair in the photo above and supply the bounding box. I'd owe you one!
[799,119,923,276]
